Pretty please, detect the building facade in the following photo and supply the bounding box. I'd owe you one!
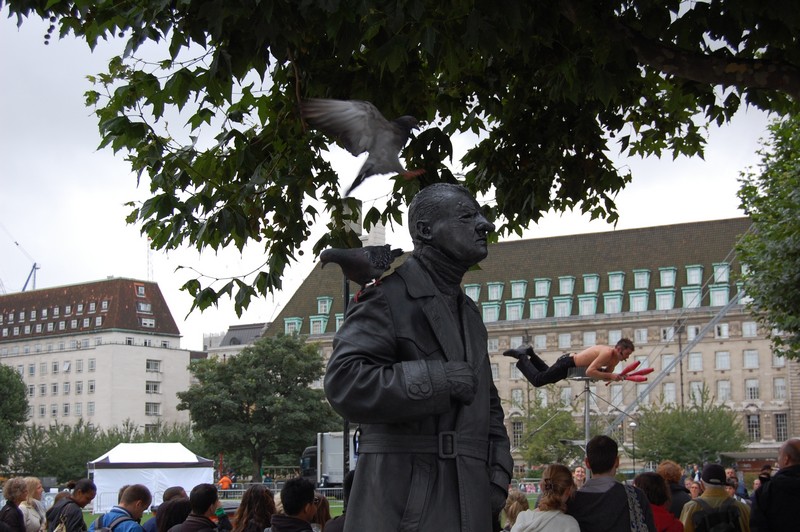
[266,217,797,471]
[0,278,193,430]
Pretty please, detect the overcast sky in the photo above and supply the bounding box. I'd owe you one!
[0,11,773,350]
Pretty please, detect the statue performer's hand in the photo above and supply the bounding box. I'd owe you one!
[444,362,478,405]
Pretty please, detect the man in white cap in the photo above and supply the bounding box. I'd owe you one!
[680,463,751,532]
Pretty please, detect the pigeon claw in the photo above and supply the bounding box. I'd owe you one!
[401,168,426,180]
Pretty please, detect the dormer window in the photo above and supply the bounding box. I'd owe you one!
[608,272,625,291]
[136,284,146,297]
[633,269,650,290]
[464,284,481,302]
[713,262,730,283]
[558,276,575,295]
[686,265,703,285]
[659,267,677,287]
[534,278,551,298]
[317,297,333,314]
[510,280,527,299]
[583,274,599,293]
[487,282,504,301]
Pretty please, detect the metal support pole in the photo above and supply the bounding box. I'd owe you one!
[342,275,350,478]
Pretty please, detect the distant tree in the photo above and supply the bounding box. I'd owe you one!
[0,364,29,466]
[737,115,800,359]
[4,1,799,314]
[177,334,340,480]
[516,387,583,468]
[634,387,747,466]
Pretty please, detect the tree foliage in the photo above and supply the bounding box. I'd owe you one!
[177,334,340,480]
[737,115,800,359]
[634,387,747,466]
[0,364,28,466]
[516,387,583,468]
[4,0,800,313]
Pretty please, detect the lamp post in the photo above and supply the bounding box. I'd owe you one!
[629,421,638,477]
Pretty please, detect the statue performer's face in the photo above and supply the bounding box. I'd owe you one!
[428,191,495,268]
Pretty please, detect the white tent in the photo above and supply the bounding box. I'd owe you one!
[88,443,214,513]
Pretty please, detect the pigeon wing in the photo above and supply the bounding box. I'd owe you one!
[302,99,390,156]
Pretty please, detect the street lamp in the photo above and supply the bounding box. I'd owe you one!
[629,421,638,477]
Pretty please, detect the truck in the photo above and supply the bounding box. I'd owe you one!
[300,431,357,487]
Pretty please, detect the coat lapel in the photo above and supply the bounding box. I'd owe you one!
[460,294,487,370]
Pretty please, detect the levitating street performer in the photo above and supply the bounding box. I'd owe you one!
[504,339,636,386]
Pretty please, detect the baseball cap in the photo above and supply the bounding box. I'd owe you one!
[701,464,727,486]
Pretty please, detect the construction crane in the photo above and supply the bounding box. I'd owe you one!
[1,221,40,291]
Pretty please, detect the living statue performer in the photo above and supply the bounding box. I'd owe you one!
[324,183,513,532]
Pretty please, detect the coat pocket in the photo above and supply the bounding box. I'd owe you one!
[398,454,436,531]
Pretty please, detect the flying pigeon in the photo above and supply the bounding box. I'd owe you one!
[301,98,423,195]
[320,245,404,288]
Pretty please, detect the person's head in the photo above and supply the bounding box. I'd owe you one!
[634,472,671,507]
[24,477,44,503]
[778,438,800,469]
[585,435,619,475]
[408,183,494,267]
[700,463,727,491]
[656,460,683,485]
[232,484,276,532]
[189,483,219,517]
[311,492,331,528]
[279,477,317,521]
[70,479,97,508]
[503,489,529,527]
[572,466,586,485]
[725,479,737,498]
[689,481,702,498]
[538,464,576,512]
[118,484,131,503]
[725,467,736,479]
[120,484,153,521]
[685,477,693,490]
[614,338,635,360]
[753,478,762,491]
[3,478,28,504]
[163,486,188,503]
[156,498,192,532]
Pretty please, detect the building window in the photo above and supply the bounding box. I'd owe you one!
[558,276,575,295]
[773,352,786,368]
[482,303,500,322]
[490,363,499,381]
[534,334,547,349]
[38,405,45,418]
[578,295,597,316]
[553,296,572,317]
[146,359,162,373]
[636,383,650,405]
[713,262,730,283]
[76,381,83,395]
[558,333,571,349]
[745,379,760,400]
[583,274,600,293]
[537,388,548,407]
[310,316,328,335]
[511,420,524,448]
[583,331,597,346]
[717,380,731,402]
[487,338,499,352]
[603,293,622,314]
[88,302,96,313]
[58,321,66,330]
[661,327,675,342]
[39,384,46,397]
[775,413,788,441]
[510,363,522,380]
[464,284,481,302]
[634,328,648,344]
[136,284,146,297]
[686,265,703,285]
[487,282,504,300]
[655,288,675,310]
[65,305,72,316]
[742,321,758,337]
[710,285,729,307]
[747,414,761,441]
[335,314,344,331]
[28,363,35,376]
[633,269,650,289]
[610,384,623,407]
[560,386,572,406]
[63,382,71,395]
[505,301,523,321]
[715,323,730,339]
[51,404,58,418]
[101,300,109,310]
[317,297,333,314]
[146,381,161,394]
[774,378,786,400]
[27,384,34,398]
[688,352,702,372]
[659,267,677,287]
[682,286,701,308]
[743,349,759,369]
[161,341,170,348]
[141,318,156,328]
[608,272,625,291]
[88,380,96,394]
[88,359,96,371]
[608,330,622,344]
[75,403,82,417]
[534,279,551,297]
[75,359,83,373]
[511,388,524,409]
[137,302,153,313]
[529,299,548,319]
[690,381,703,403]
[52,361,59,374]
[62,403,70,416]
[629,291,649,312]
[715,351,731,370]
[47,323,54,332]
[284,317,303,334]
[686,325,701,341]
[87,402,95,416]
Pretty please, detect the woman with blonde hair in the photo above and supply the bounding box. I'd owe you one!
[502,490,528,531]
[512,464,580,532]
[19,477,46,532]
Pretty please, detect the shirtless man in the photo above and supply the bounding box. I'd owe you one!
[503,338,635,386]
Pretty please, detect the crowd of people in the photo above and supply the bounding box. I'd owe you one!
[0,476,342,532]
[497,436,800,532]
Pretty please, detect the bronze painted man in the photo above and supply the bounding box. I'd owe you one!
[324,183,513,532]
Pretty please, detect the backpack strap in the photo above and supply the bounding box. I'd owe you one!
[107,515,134,530]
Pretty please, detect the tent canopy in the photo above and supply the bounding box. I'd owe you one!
[88,443,214,513]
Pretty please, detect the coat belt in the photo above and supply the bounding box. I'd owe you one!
[358,432,489,461]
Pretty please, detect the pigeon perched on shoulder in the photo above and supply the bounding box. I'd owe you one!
[320,245,404,288]
[301,98,424,195]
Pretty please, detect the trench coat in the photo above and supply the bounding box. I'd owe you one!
[324,257,513,532]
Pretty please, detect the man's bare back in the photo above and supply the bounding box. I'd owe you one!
[574,343,634,381]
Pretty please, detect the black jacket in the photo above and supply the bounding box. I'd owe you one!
[46,499,85,532]
[265,516,311,532]
[668,482,692,519]
[0,501,25,532]
[750,464,800,531]
[167,515,216,532]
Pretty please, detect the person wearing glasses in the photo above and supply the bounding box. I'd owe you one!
[265,478,317,532]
